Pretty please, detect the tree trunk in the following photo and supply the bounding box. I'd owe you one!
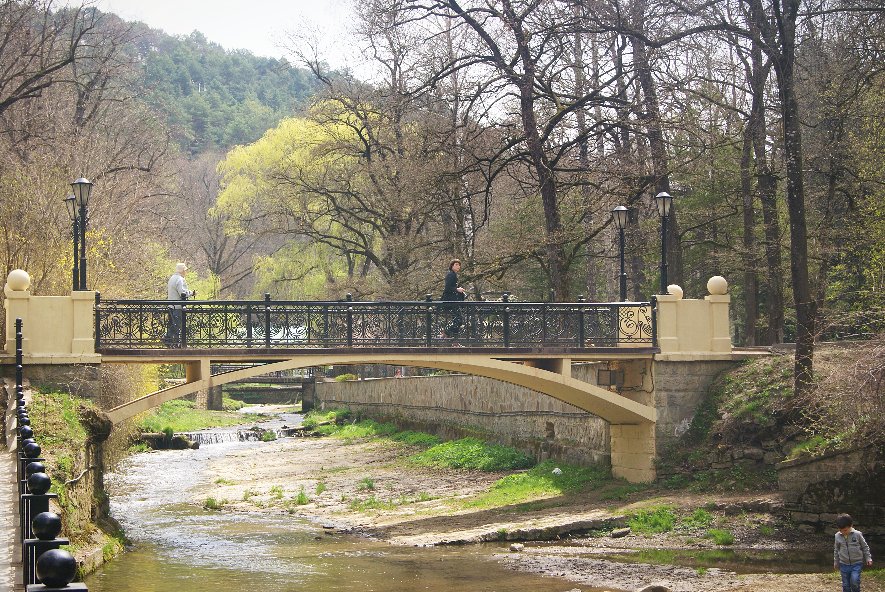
[740,127,759,346]
[771,0,815,394]
[630,29,682,289]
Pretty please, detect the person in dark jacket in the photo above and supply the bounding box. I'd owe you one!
[834,513,873,592]
[440,259,466,338]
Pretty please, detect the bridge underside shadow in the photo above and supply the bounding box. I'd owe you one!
[103,353,657,483]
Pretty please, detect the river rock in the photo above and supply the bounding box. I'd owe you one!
[509,543,524,552]
[635,585,672,592]
[611,527,631,538]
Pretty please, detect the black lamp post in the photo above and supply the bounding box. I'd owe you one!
[654,191,673,295]
[63,195,79,292]
[612,205,629,301]
[70,178,93,290]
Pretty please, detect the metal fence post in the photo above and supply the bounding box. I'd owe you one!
[264,293,272,348]
[180,300,188,348]
[502,293,511,347]
[651,295,658,348]
[16,318,23,401]
[577,295,586,348]
[425,294,433,347]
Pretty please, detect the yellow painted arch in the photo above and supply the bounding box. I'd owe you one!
[105,353,656,426]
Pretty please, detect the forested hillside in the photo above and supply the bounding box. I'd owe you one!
[129,27,316,153]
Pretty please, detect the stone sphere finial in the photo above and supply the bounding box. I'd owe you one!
[27,472,51,495]
[667,284,684,299]
[707,275,728,295]
[6,269,30,291]
[32,512,63,540]
[35,549,78,588]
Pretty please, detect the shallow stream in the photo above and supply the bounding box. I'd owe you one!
[83,410,849,592]
[83,411,611,592]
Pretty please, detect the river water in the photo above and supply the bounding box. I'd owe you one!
[84,412,613,592]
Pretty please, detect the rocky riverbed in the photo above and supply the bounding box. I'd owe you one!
[186,431,880,592]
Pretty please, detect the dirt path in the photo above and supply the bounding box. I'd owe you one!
[193,435,880,592]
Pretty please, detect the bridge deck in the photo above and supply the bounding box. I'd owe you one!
[99,346,658,364]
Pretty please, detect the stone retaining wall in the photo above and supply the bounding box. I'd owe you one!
[777,445,884,537]
[313,365,611,466]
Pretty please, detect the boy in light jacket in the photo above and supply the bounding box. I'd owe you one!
[834,513,873,592]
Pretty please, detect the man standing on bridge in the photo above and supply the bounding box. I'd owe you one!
[164,262,194,347]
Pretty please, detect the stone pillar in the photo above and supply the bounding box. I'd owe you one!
[207,385,223,410]
[610,422,656,483]
[523,358,571,378]
[4,269,31,353]
[71,291,96,354]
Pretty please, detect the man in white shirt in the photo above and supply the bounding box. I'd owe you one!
[163,262,194,346]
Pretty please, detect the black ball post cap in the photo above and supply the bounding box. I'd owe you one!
[25,461,46,477]
[27,472,52,495]
[23,442,41,458]
[32,511,63,540]
[21,438,36,447]
[36,548,78,588]
[18,416,30,426]
[19,425,34,439]
[17,398,26,407]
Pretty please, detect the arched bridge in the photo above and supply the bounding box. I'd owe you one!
[4,276,737,483]
[92,296,660,482]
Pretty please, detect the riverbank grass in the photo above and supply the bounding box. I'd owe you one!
[461,460,609,509]
[138,399,267,432]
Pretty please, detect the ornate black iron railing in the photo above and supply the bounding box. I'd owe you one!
[94,293,656,351]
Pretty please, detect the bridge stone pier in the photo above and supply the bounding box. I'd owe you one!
[1,269,745,484]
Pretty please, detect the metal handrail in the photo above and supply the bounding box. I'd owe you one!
[94,293,656,351]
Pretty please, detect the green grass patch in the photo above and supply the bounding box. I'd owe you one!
[295,488,309,505]
[332,420,399,440]
[460,460,608,509]
[28,390,90,451]
[302,408,351,429]
[222,397,247,411]
[138,399,257,433]
[706,528,735,545]
[600,483,648,501]
[410,437,534,471]
[682,508,714,529]
[757,524,775,536]
[357,477,375,491]
[315,482,327,495]
[391,430,441,447]
[214,478,235,485]
[349,495,396,511]
[203,497,225,510]
[866,568,885,584]
[628,506,677,534]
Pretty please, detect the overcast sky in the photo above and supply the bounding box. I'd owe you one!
[93,0,355,65]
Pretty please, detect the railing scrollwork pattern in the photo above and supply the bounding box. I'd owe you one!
[94,294,656,351]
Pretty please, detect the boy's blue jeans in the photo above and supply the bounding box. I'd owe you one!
[840,562,862,592]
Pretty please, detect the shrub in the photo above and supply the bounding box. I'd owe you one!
[334,373,358,382]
